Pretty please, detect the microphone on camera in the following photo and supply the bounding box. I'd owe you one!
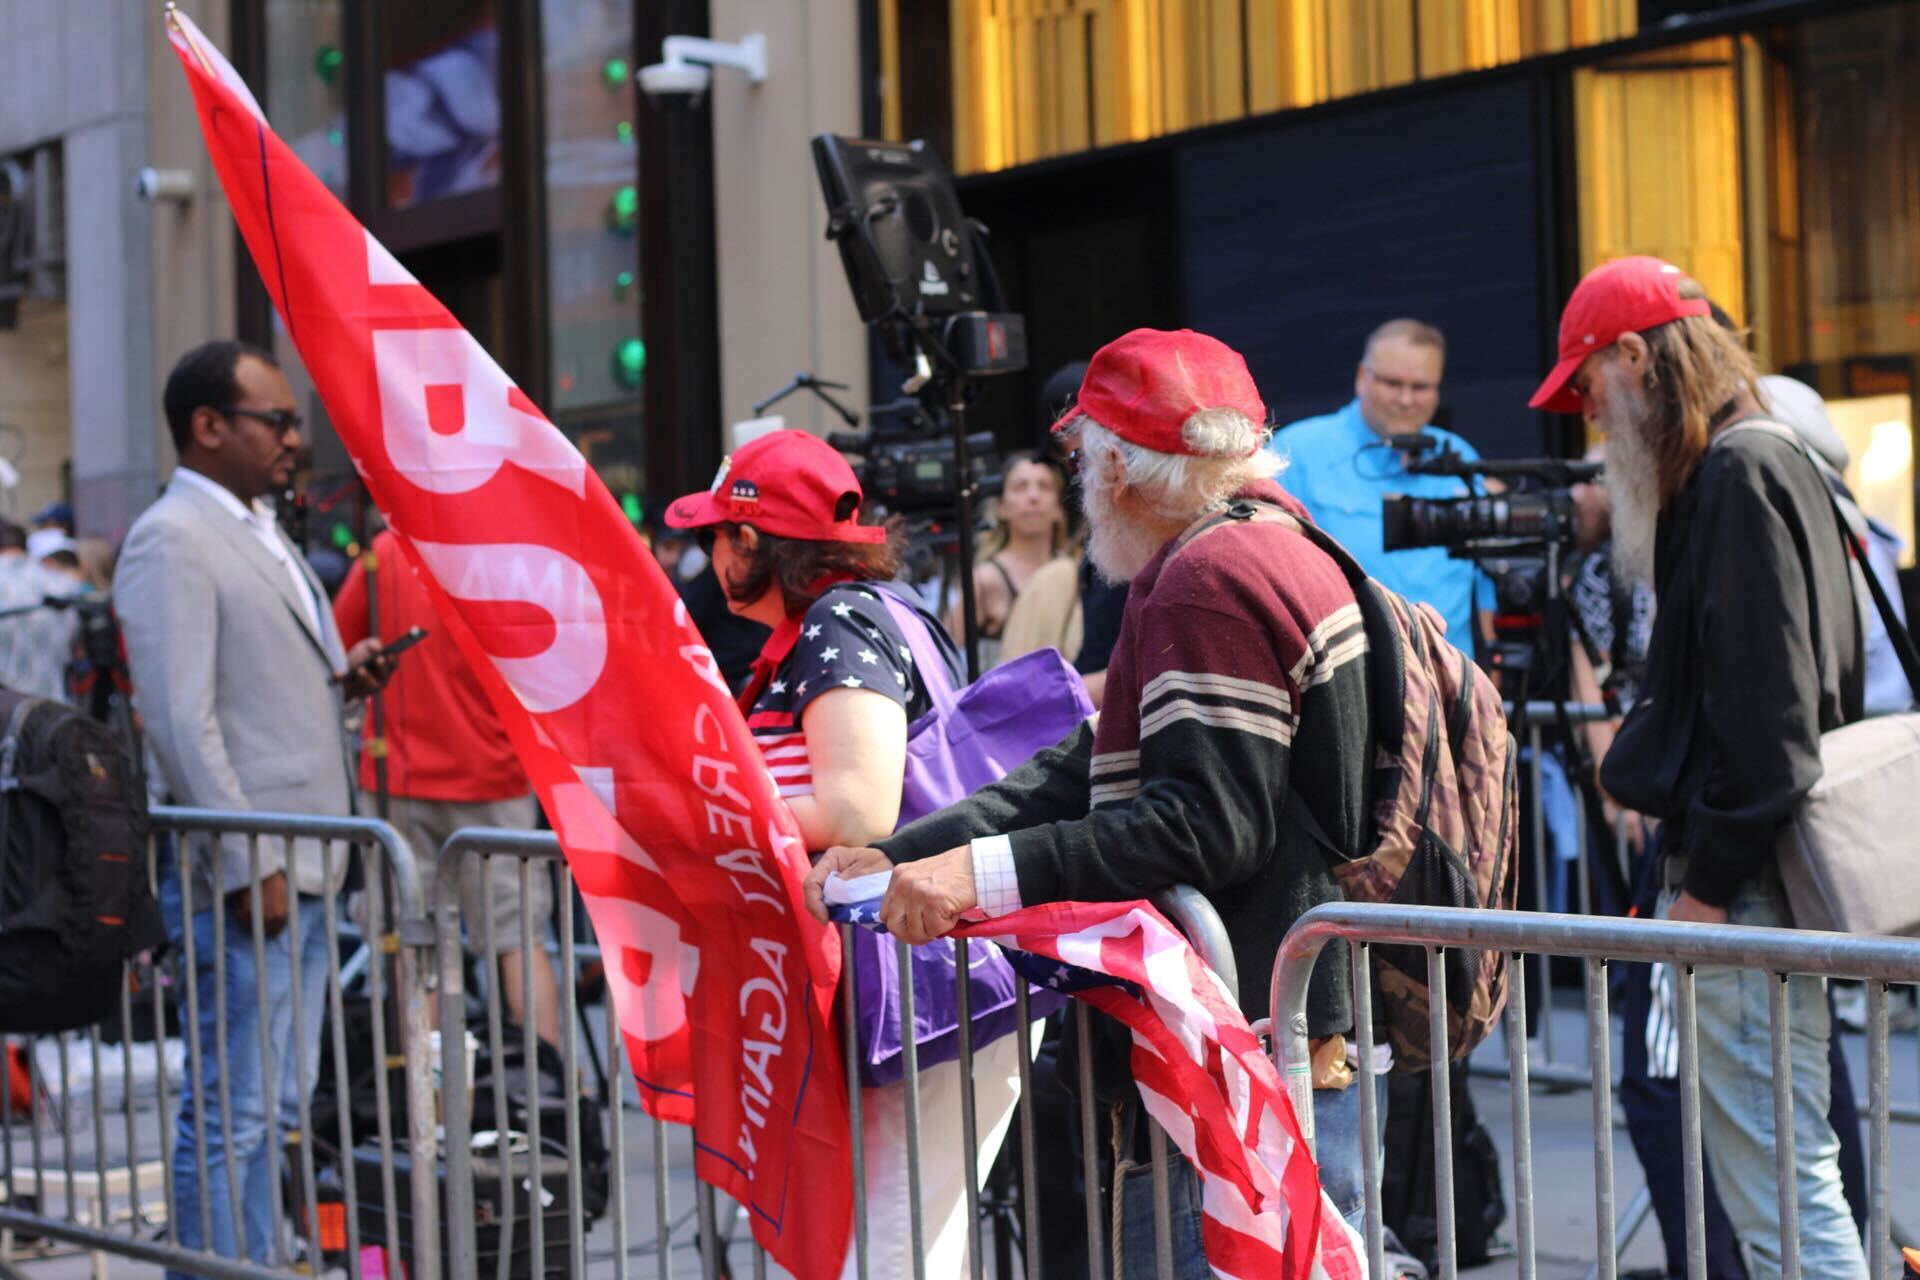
[1387,431,1442,457]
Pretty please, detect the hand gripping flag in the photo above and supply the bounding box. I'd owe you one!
[165,10,851,1273]
[827,879,1367,1280]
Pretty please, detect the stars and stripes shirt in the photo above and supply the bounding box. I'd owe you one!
[880,480,1375,1036]
[747,582,962,799]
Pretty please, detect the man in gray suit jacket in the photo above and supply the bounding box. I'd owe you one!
[115,340,395,1272]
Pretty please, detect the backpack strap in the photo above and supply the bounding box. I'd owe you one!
[0,697,38,796]
[871,584,961,716]
[1716,419,1920,704]
[1166,498,1409,854]
[0,696,41,928]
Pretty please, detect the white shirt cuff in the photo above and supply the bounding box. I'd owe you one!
[970,834,1024,917]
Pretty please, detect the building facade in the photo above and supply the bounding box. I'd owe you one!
[0,0,867,549]
[891,0,1918,563]
[1,1,1914,575]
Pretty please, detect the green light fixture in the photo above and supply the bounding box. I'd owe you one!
[330,523,354,550]
[605,184,638,235]
[620,493,644,526]
[612,269,636,301]
[603,57,630,91]
[315,45,344,87]
[615,120,634,143]
[612,338,646,390]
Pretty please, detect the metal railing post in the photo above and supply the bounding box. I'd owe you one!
[1274,901,1920,1280]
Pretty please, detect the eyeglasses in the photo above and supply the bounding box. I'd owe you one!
[1362,366,1440,398]
[216,406,305,434]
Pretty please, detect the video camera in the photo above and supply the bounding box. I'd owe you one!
[827,398,1001,517]
[811,133,1029,674]
[811,136,1027,380]
[1380,436,1598,557]
[1378,434,1602,679]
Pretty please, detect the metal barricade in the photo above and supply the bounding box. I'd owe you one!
[0,806,437,1280]
[431,824,1239,1280]
[432,828,608,1280]
[835,882,1236,1280]
[1496,702,1920,1125]
[1271,902,1920,1280]
[1504,701,1619,1091]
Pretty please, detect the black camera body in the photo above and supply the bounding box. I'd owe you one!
[812,134,1027,378]
[1378,436,1596,557]
[1381,489,1577,554]
[1376,437,1601,680]
[829,400,1001,516]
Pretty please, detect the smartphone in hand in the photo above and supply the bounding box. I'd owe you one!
[334,625,428,684]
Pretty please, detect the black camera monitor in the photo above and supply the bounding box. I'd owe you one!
[812,135,988,323]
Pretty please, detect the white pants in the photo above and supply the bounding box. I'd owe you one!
[841,1030,1030,1279]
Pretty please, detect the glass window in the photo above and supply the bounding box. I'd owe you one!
[1573,39,1745,316]
[1774,5,1920,564]
[929,0,1641,174]
[265,1,349,199]
[1828,393,1915,568]
[540,0,643,433]
[264,1,350,544]
[381,1,502,210]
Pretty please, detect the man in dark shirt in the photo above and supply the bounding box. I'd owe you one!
[1531,257,1866,1280]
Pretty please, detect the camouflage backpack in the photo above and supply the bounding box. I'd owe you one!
[1180,499,1519,1071]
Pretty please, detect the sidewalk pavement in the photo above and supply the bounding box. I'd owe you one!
[7,993,1917,1278]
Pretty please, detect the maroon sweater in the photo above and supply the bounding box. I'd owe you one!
[881,479,1373,1035]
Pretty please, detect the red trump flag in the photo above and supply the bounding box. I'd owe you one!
[165,9,851,1272]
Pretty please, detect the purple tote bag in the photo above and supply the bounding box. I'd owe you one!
[846,587,1088,1087]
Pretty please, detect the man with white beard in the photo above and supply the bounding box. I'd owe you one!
[1531,257,1867,1280]
[805,328,1383,1277]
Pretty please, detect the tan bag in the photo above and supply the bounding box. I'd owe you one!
[1719,421,1920,937]
[1775,712,1920,936]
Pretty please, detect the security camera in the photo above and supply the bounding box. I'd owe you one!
[135,167,196,203]
[636,34,766,112]
[637,60,712,109]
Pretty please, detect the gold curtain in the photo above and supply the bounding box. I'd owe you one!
[942,0,1639,174]
[1573,38,1745,322]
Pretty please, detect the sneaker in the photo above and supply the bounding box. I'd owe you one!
[1380,1226,1430,1280]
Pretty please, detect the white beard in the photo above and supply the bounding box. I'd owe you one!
[1597,361,1661,589]
[1081,471,1172,584]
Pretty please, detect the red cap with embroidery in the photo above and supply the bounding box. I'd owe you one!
[1529,256,1712,414]
[665,429,887,544]
[1052,328,1267,457]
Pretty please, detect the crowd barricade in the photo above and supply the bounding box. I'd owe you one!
[1269,901,1920,1280]
[429,825,1239,1280]
[1502,701,1622,1092]
[0,806,437,1280]
[1498,701,1920,1129]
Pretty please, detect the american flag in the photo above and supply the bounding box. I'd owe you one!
[832,888,1367,1280]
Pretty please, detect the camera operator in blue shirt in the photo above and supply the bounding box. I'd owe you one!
[1273,318,1493,654]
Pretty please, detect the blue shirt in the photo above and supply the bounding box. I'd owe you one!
[1273,399,1493,651]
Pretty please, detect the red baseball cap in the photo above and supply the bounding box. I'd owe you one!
[1052,328,1267,457]
[665,430,887,545]
[1529,256,1711,414]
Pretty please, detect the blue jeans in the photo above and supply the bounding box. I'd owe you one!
[1312,1073,1387,1230]
[1116,1149,1209,1279]
[165,888,332,1275]
[1659,877,1867,1280]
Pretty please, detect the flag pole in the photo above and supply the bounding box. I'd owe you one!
[163,3,217,78]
